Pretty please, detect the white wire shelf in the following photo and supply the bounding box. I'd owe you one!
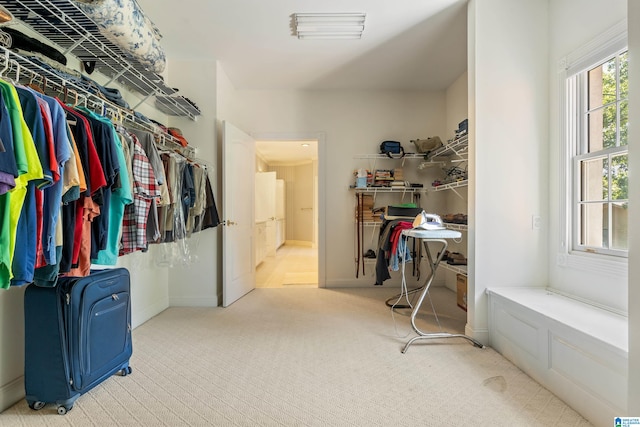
[440,263,467,276]
[427,134,468,159]
[353,153,425,160]
[356,221,383,227]
[0,47,196,158]
[3,0,200,119]
[351,186,425,193]
[443,223,468,232]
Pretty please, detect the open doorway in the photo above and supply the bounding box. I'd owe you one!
[254,137,319,288]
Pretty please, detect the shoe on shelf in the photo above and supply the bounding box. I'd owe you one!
[446,252,467,265]
[363,249,376,259]
[437,250,451,262]
[441,214,455,223]
[453,214,468,224]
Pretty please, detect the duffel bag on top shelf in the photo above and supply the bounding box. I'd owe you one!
[379,140,405,158]
[411,136,442,154]
[72,0,166,74]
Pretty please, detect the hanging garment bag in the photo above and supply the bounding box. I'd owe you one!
[24,268,133,415]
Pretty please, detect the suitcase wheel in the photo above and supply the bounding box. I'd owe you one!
[28,401,45,411]
[120,366,133,376]
[57,405,72,415]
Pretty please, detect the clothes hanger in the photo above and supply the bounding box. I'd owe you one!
[23,70,44,94]
[0,50,9,77]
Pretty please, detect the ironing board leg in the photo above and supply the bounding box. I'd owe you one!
[401,238,484,353]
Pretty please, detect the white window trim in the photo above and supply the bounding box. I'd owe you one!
[557,19,628,278]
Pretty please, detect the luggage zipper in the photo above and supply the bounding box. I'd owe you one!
[66,292,74,388]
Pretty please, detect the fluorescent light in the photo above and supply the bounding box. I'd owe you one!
[294,12,366,40]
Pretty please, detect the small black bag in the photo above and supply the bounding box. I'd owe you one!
[379,141,405,158]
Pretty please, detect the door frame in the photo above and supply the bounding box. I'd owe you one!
[251,131,326,288]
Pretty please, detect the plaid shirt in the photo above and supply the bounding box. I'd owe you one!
[120,132,160,255]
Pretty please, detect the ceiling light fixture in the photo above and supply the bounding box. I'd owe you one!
[293,12,366,40]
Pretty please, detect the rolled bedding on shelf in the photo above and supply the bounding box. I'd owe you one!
[71,0,166,73]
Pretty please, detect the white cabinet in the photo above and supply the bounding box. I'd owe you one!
[255,221,267,266]
[255,172,277,257]
[255,173,286,256]
[276,180,286,249]
[276,219,286,249]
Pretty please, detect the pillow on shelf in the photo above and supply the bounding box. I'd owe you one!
[72,0,166,73]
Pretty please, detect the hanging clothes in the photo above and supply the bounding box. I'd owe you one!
[10,86,54,286]
[0,79,43,289]
[0,70,219,288]
[120,131,159,255]
[76,109,132,266]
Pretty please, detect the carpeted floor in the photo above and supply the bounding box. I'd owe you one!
[1,287,592,426]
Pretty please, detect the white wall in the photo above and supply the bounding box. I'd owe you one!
[165,59,219,307]
[627,0,640,416]
[468,0,549,342]
[220,89,449,287]
[547,0,628,313]
[443,72,469,292]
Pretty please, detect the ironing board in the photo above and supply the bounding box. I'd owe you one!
[400,228,484,353]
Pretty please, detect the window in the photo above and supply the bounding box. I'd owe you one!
[568,49,628,258]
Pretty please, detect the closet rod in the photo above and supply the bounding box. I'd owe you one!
[0,45,196,159]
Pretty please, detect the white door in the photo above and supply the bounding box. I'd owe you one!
[222,121,256,307]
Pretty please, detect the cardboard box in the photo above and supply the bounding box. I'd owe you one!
[456,274,467,311]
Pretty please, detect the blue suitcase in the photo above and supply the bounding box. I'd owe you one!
[24,268,133,415]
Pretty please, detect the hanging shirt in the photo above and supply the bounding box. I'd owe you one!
[11,87,55,286]
[59,130,83,274]
[29,91,72,266]
[60,105,106,271]
[0,96,14,282]
[127,128,165,243]
[200,171,220,230]
[120,132,159,255]
[0,80,43,288]
[88,114,132,265]
[75,107,119,258]
[0,92,18,193]
[61,104,106,196]
[16,86,53,189]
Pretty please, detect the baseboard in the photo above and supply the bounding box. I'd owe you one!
[132,295,169,329]
[0,376,24,412]
[324,278,447,288]
[465,324,489,345]
[169,296,219,307]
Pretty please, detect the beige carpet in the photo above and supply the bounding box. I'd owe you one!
[2,287,592,426]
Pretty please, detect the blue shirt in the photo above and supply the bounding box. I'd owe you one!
[30,91,72,265]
